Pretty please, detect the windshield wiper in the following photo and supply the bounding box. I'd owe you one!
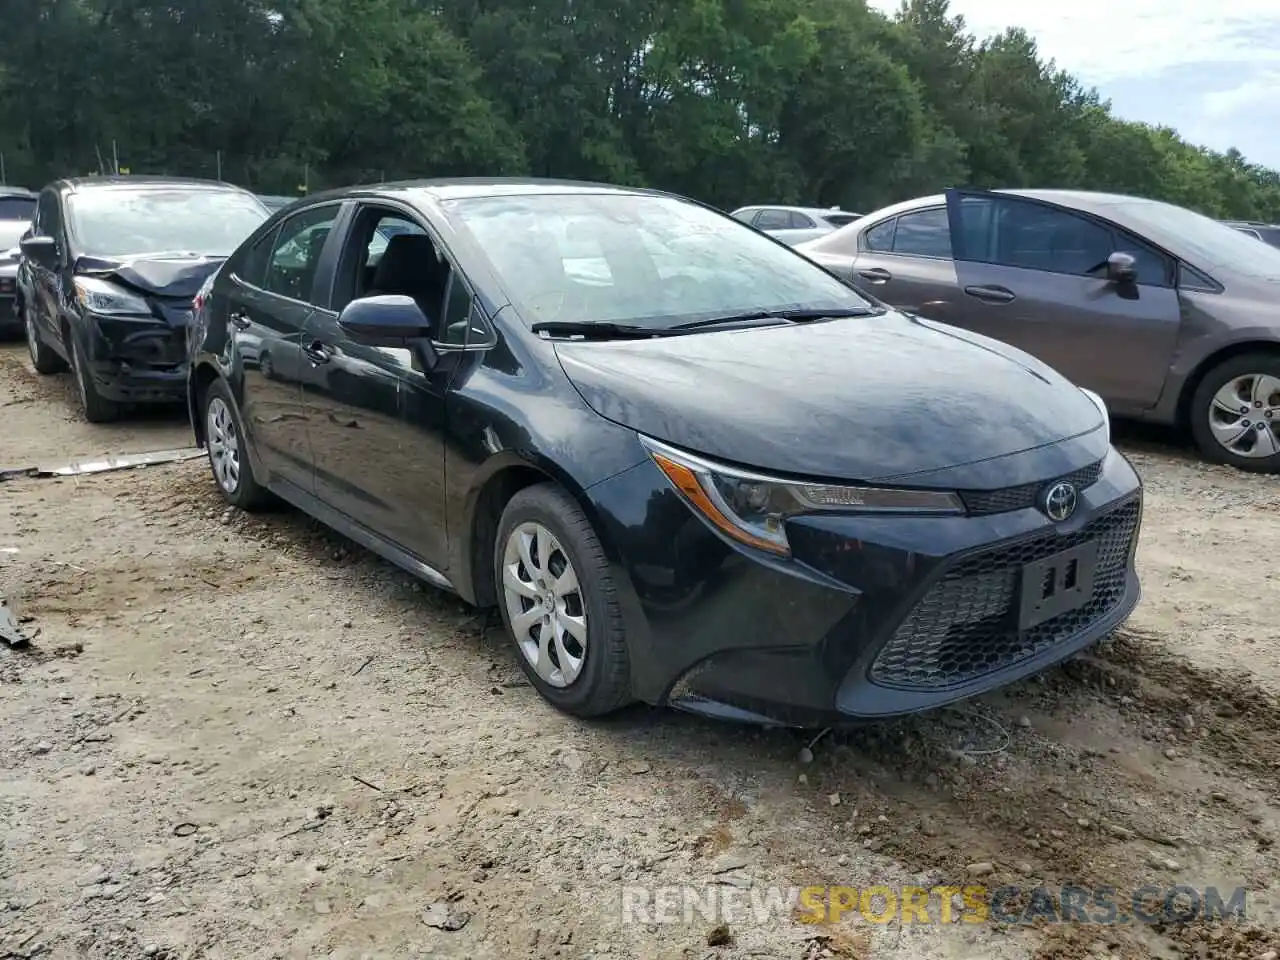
[668,307,881,332]
[531,320,676,340]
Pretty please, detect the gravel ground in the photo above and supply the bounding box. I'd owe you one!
[2,340,1280,960]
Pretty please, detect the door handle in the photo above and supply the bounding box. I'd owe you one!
[858,267,892,283]
[229,311,251,330]
[302,340,332,364]
[963,285,1016,304]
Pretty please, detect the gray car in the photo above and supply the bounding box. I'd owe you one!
[1224,220,1280,249]
[798,189,1280,472]
[0,187,36,334]
[730,204,861,246]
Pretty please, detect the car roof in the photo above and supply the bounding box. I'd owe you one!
[58,175,257,195]
[733,204,856,217]
[294,177,670,208]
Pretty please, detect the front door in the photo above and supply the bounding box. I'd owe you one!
[226,202,344,489]
[301,204,465,570]
[944,190,1182,409]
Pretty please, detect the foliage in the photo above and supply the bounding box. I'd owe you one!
[1,0,1277,221]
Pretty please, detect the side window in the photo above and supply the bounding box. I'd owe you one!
[755,209,791,230]
[235,225,280,289]
[39,191,63,242]
[891,208,952,258]
[862,218,896,252]
[263,204,341,304]
[789,211,817,229]
[991,199,1112,277]
[439,271,474,346]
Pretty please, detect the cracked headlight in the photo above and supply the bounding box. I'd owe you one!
[640,435,964,557]
[73,277,151,316]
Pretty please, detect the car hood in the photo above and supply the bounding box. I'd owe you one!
[554,312,1105,483]
[73,253,226,299]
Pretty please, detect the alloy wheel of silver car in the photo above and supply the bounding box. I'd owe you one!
[501,521,587,688]
[206,396,242,494]
[1208,373,1280,458]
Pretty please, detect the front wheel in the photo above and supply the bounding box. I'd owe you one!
[494,483,633,718]
[69,333,120,423]
[202,377,272,511]
[1189,353,1280,472]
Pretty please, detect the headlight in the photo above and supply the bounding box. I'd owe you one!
[1080,387,1110,441]
[640,436,964,557]
[73,277,151,316]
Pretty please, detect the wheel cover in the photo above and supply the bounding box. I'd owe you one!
[501,521,587,687]
[1208,373,1280,458]
[206,396,241,494]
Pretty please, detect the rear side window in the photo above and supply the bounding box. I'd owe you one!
[234,224,281,289]
[755,209,792,230]
[789,211,817,229]
[0,197,35,221]
[891,208,952,258]
[863,218,896,252]
[262,204,342,304]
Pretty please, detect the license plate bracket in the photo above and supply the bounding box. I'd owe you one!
[1017,541,1099,630]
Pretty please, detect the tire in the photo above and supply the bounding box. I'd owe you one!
[1189,352,1280,473]
[494,483,633,718]
[24,303,66,375]
[201,377,272,511]
[68,332,120,423]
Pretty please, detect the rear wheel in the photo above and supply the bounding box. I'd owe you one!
[1189,353,1280,473]
[68,333,120,423]
[24,304,66,375]
[494,483,632,718]
[202,377,272,511]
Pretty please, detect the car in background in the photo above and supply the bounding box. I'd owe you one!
[799,189,1280,473]
[1223,220,1280,249]
[187,178,1139,728]
[730,204,861,246]
[0,186,36,335]
[258,194,298,213]
[20,176,269,421]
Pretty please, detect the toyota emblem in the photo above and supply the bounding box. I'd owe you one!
[1041,481,1078,522]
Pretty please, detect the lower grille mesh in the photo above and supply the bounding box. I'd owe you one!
[869,498,1140,691]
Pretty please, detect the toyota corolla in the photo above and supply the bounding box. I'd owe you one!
[186,178,1142,727]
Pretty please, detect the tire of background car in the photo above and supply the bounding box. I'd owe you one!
[494,482,633,718]
[24,302,66,375]
[200,377,273,511]
[68,331,120,423]
[1189,352,1280,473]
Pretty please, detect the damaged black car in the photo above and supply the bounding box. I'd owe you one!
[19,176,269,421]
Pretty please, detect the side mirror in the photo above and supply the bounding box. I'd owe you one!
[1106,251,1137,285]
[20,235,58,269]
[338,294,438,367]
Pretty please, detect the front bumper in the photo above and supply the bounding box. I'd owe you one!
[589,446,1142,727]
[82,311,189,403]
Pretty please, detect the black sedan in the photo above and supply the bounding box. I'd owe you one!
[20,176,270,421]
[186,178,1142,727]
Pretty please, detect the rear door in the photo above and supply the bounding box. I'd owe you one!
[847,206,960,316]
[944,190,1181,408]
[225,201,345,489]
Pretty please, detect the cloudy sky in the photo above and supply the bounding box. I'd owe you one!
[867,0,1280,170]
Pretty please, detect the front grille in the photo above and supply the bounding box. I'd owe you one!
[869,497,1139,691]
[959,460,1103,516]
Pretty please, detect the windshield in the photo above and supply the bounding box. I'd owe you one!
[67,188,269,259]
[447,192,873,328]
[1118,199,1280,279]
